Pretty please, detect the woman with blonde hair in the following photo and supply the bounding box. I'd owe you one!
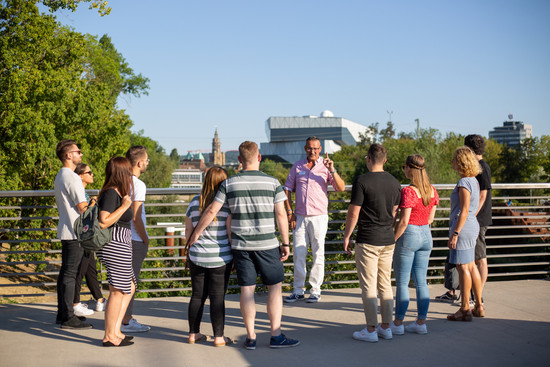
[447,146,484,321]
[185,166,233,346]
[391,154,439,335]
[96,157,134,346]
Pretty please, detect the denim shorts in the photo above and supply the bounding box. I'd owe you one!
[232,248,284,286]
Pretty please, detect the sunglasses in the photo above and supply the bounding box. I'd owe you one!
[69,150,82,155]
[83,171,93,176]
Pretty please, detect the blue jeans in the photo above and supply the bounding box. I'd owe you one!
[394,224,433,320]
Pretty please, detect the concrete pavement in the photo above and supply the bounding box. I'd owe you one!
[1,279,549,367]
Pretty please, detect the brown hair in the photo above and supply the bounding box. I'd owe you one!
[367,143,387,164]
[199,166,228,221]
[464,134,485,155]
[238,141,259,164]
[125,145,147,166]
[99,156,134,198]
[405,154,432,206]
[74,163,89,175]
[56,140,77,162]
[453,146,482,177]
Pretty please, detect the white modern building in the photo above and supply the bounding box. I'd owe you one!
[260,110,369,163]
[489,116,533,148]
[170,169,203,189]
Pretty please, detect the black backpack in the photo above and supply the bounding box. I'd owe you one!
[73,205,113,252]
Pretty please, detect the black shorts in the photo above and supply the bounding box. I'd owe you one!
[232,248,284,286]
[474,226,488,260]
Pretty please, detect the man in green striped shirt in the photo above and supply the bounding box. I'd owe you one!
[188,141,299,349]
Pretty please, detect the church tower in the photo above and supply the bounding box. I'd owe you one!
[212,129,225,166]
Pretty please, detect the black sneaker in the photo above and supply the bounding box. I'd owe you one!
[243,337,256,350]
[269,333,300,348]
[61,316,93,329]
[435,291,457,303]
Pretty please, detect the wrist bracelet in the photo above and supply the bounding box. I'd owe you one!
[453,231,459,236]
[282,243,290,247]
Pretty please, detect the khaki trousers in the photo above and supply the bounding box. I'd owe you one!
[355,243,395,326]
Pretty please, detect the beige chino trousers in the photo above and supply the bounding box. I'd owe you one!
[355,243,395,326]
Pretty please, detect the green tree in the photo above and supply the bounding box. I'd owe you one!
[169,148,180,168]
[260,159,289,185]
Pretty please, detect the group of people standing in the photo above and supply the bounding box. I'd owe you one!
[54,140,151,347]
[54,133,491,349]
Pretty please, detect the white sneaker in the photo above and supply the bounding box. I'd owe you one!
[390,322,404,335]
[73,302,94,317]
[405,322,428,334]
[95,298,106,312]
[121,318,151,333]
[376,325,392,340]
[352,327,378,343]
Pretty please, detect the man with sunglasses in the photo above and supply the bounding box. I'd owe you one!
[54,140,92,329]
[283,136,345,303]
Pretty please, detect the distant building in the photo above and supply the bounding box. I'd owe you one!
[489,116,533,148]
[180,151,206,171]
[210,129,226,166]
[170,169,203,189]
[260,110,369,163]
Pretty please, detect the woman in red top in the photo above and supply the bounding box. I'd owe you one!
[390,154,439,336]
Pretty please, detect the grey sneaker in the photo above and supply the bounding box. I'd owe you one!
[306,294,321,303]
[284,293,305,303]
[390,322,404,335]
[405,322,428,334]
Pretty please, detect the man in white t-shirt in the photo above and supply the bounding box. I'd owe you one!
[54,140,92,329]
[121,145,151,332]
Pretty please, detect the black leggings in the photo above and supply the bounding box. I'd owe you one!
[188,261,232,337]
[74,251,103,303]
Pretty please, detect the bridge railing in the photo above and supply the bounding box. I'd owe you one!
[1,184,549,300]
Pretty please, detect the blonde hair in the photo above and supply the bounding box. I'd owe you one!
[405,154,432,206]
[199,166,228,220]
[453,146,482,177]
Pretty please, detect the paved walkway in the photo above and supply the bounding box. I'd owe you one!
[1,279,549,367]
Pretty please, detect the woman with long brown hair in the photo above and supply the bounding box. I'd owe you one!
[96,156,134,346]
[185,166,233,346]
[391,154,439,335]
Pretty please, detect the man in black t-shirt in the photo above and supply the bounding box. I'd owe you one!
[465,135,492,293]
[343,143,401,343]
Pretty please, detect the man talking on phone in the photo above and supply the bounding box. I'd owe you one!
[283,136,345,303]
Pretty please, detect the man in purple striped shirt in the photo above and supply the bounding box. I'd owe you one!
[283,136,346,303]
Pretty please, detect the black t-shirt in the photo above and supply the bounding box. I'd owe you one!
[350,171,402,246]
[476,159,492,226]
[98,188,132,229]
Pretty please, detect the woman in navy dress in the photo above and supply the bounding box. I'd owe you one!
[447,146,485,321]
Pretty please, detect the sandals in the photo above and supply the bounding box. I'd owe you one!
[188,334,208,344]
[214,337,234,347]
[447,308,473,322]
[472,306,485,318]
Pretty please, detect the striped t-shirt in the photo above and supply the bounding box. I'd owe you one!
[214,170,287,251]
[185,194,232,268]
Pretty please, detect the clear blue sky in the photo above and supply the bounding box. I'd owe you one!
[53,0,550,154]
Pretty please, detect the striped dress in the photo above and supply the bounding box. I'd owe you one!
[214,170,287,251]
[185,195,232,268]
[96,188,135,294]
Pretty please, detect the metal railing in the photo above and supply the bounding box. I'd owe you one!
[1,184,549,300]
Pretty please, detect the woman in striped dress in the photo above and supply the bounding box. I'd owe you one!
[185,166,233,347]
[96,156,134,347]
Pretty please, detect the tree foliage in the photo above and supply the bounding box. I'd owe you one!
[0,0,149,191]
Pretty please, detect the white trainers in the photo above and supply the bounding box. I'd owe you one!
[405,321,428,334]
[73,302,94,317]
[376,325,392,340]
[121,318,151,333]
[352,327,378,343]
[390,322,404,335]
[95,298,106,312]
